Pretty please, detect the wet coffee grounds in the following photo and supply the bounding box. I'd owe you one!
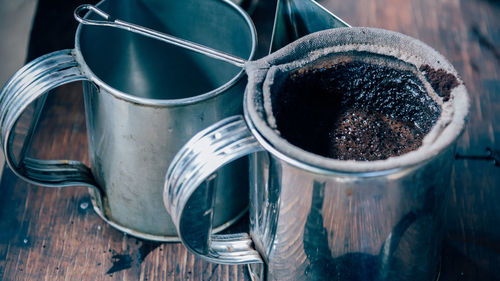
[270,53,441,161]
[327,108,424,160]
[419,64,459,102]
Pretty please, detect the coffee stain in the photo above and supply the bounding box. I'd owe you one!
[137,241,161,263]
[103,241,161,275]
[455,147,500,167]
[107,254,133,274]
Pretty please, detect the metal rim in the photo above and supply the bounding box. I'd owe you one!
[74,0,257,107]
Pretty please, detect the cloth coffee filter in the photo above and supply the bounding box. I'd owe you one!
[244,27,470,173]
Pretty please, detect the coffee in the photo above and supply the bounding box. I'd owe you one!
[269,51,442,161]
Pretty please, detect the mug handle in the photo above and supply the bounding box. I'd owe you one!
[164,115,264,264]
[0,49,98,190]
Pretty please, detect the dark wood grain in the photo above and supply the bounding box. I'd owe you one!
[0,0,499,280]
[320,1,500,280]
[0,84,250,281]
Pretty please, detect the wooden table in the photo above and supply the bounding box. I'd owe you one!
[0,0,499,280]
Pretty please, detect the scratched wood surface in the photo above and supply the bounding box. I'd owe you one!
[0,0,499,280]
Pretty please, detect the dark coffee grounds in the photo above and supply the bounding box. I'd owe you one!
[270,52,441,161]
[419,64,459,102]
[328,109,424,161]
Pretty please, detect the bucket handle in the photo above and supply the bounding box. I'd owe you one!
[74,4,247,68]
[164,115,264,264]
[0,49,99,191]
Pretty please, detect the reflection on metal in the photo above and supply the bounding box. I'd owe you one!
[74,0,350,66]
[74,4,247,68]
[164,26,470,280]
[270,0,350,52]
[0,0,257,241]
[1,0,350,244]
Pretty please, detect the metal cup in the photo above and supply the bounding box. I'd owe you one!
[164,27,470,280]
[0,0,256,241]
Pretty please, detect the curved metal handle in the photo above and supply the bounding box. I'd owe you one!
[164,115,264,264]
[74,4,247,68]
[0,49,98,189]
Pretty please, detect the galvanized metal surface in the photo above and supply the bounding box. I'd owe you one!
[0,0,257,241]
[163,27,470,280]
[74,4,248,68]
[74,0,350,68]
[270,0,349,52]
[0,0,497,279]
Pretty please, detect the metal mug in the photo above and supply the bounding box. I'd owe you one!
[164,27,470,280]
[0,0,256,241]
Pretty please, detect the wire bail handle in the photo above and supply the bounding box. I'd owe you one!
[74,4,247,68]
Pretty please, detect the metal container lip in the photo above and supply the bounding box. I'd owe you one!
[245,27,470,175]
[73,0,257,107]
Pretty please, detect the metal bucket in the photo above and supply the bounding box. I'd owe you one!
[164,27,470,280]
[0,0,256,241]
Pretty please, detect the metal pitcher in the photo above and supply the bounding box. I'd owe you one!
[164,27,470,280]
[0,0,256,241]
